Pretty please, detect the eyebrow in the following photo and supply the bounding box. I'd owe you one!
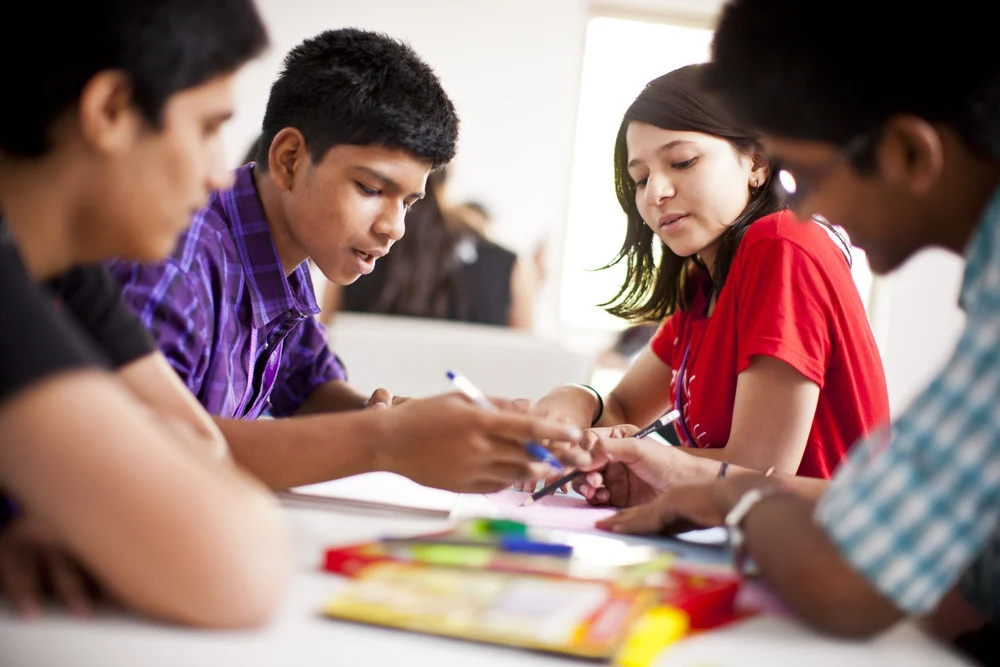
[627,140,696,169]
[209,110,234,124]
[356,166,425,201]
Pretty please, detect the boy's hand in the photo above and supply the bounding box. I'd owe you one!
[595,480,725,534]
[377,393,589,493]
[364,388,407,409]
[0,514,99,618]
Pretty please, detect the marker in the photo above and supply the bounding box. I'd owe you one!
[382,535,573,557]
[521,409,682,506]
[447,370,564,471]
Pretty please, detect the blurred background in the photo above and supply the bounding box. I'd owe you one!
[224,0,966,414]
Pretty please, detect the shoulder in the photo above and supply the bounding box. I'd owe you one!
[472,238,517,273]
[738,210,850,270]
[169,196,235,273]
[1,246,104,404]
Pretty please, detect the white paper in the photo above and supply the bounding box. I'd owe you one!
[282,472,459,515]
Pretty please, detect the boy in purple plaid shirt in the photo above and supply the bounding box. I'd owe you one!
[110,29,586,492]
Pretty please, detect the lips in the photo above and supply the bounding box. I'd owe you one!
[658,213,688,229]
[352,247,388,261]
[351,247,390,275]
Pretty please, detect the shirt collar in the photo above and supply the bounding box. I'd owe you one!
[959,181,1000,311]
[219,164,320,329]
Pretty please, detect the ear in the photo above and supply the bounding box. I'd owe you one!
[77,70,141,154]
[876,115,943,196]
[267,127,309,192]
[747,150,770,189]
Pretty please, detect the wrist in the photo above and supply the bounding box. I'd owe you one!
[363,409,399,474]
[723,482,791,572]
[569,383,603,426]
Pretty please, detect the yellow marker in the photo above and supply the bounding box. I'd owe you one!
[613,606,689,667]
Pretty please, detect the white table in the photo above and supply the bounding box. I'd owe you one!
[0,501,976,667]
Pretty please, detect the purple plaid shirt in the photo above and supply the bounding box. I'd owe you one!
[108,164,346,419]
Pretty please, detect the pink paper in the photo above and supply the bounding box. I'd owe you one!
[485,489,617,530]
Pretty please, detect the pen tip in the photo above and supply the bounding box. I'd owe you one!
[520,497,535,507]
[446,370,456,380]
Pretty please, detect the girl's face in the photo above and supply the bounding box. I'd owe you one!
[625,122,765,271]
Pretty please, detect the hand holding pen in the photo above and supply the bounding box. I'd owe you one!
[521,409,682,506]
[447,371,585,474]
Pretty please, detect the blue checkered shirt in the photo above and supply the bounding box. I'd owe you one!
[815,185,1000,622]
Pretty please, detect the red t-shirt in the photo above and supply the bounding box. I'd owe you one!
[649,211,889,479]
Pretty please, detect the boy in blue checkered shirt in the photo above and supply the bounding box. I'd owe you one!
[594,0,999,651]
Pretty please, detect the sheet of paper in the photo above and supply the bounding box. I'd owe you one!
[480,489,617,530]
[673,526,728,546]
[280,472,459,516]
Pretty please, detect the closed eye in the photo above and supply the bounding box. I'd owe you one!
[672,158,697,169]
[356,182,380,196]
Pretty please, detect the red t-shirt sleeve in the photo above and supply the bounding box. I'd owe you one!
[733,236,833,388]
[649,314,678,366]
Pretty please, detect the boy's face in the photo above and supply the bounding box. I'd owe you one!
[282,144,430,284]
[87,73,237,261]
[761,133,939,274]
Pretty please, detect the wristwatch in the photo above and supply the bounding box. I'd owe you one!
[724,486,782,572]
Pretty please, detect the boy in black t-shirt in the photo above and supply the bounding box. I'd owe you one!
[0,1,290,627]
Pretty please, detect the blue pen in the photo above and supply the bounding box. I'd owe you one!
[446,370,564,471]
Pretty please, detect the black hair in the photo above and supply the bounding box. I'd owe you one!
[0,0,268,158]
[257,28,459,170]
[603,64,784,322]
[708,0,1000,162]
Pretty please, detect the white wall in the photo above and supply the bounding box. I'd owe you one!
[875,249,966,415]
[231,0,966,416]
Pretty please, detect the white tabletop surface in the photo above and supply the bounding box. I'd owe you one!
[0,500,976,667]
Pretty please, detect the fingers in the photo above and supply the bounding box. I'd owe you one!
[596,499,674,534]
[0,539,41,619]
[44,551,92,617]
[366,388,393,409]
[493,462,556,486]
[589,435,644,469]
[482,411,583,448]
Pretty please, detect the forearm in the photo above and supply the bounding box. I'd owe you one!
[680,450,827,502]
[718,483,902,636]
[296,380,369,415]
[118,353,229,461]
[0,373,290,628]
[215,410,388,489]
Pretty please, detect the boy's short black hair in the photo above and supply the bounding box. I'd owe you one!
[708,0,1000,161]
[257,28,459,170]
[0,0,268,158]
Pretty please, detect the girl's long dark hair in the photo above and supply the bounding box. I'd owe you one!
[366,167,473,318]
[602,63,784,322]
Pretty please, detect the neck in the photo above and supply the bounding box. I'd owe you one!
[0,155,81,280]
[252,166,306,277]
[935,144,1000,253]
[696,244,718,279]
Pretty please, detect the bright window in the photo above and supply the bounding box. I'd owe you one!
[560,17,714,331]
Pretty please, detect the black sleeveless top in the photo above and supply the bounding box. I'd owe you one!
[342,237,517,326]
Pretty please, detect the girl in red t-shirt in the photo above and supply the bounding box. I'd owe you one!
[525,64,889,506]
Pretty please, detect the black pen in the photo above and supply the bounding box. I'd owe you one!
[520,409,682,506]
